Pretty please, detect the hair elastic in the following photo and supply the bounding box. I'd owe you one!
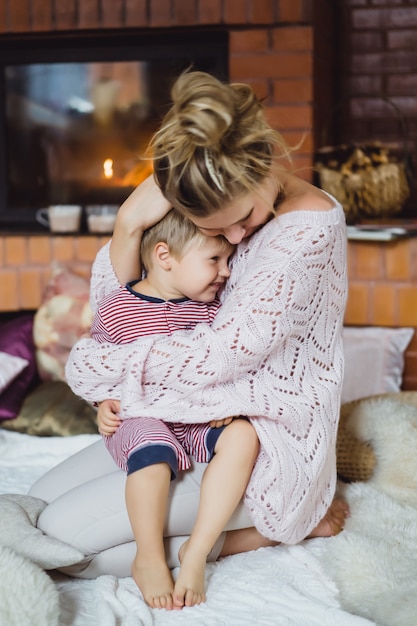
[204,149,225,192]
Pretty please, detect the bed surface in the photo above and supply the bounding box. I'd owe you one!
[0,429,374,626]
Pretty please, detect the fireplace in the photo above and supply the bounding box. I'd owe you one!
[0,29,228,231]
[0,0,321,311]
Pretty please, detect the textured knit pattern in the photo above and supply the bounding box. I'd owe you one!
[66,203,348,544]
[91,283,222,471]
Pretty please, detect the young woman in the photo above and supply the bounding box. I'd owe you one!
[31,70,348,607]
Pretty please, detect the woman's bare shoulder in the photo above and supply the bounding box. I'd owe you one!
[279,174,336,215]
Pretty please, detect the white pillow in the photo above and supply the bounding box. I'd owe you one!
[342,327,414,404]
[0,352,29,394]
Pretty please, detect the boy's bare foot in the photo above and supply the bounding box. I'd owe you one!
[307,498,349,538]
[132,554,175,610]
[173,539,207,609]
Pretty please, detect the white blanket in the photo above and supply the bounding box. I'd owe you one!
[0,429,373,626]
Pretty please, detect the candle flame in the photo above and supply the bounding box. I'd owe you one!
[103,159,114,179]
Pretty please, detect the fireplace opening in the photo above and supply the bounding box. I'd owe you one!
[0,29,228,232]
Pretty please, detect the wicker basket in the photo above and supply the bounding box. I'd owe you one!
[316,143,410,224]
[315,99,412,223]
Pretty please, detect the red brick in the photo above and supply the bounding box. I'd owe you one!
[28,237,51,265]
[273,78,312,103]
[372,284,396,326]
[19,268,43,310]
[288,153,314,180]
[198,0,222,23]
[149,0,173,26]
[5,237,27,266]
[125,0,148,26]
[344,282,370,325]
[174,0,198,25]
[101,0,124,28]
[77,0,99,29]
[54,0,77,30]
[354,242,384,280]
[264,105,312,131]
[281,130,313,153]
[249,0,276,24]
[224,0,248,24]
[52,237,76,263]
[278,0,303,22]
[230,52,312,80]
[398,286,417,326]
[0,0,7,33]
[0,270,19,311]
[8,0,30,31]
[385,239,412,281]
[75,236,102,263]
[32,0,54,31]
[230,29,270,53]
[272,27,313,52]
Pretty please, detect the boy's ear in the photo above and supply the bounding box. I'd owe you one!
[154,242,172,270]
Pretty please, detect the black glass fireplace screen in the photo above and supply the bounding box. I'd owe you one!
[0,29,228,231]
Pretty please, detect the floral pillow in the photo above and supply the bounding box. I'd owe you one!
[33,264,93,382]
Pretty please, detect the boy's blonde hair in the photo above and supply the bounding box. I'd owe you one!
[151,70,290,218]
[140,209,234,273]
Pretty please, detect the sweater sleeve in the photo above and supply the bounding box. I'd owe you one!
[65,212,347,425]
[89,242,120,314]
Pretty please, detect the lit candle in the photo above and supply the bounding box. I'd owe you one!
[103,159,114,180]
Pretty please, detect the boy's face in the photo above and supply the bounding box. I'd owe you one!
[169,238,233,302]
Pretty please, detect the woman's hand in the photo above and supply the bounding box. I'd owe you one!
[97,399,122,436]
[110,175,172,284]
[116,174,172,235]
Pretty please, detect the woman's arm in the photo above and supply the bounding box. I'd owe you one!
[110,175,172,285]
[66,215,347,424]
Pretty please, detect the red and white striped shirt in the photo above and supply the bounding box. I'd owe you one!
[91,281,221,345]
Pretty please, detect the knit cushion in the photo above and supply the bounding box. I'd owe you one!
[337,391,417,482]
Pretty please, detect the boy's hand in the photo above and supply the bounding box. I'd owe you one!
[97,399,121,436]
[209,416,235,428]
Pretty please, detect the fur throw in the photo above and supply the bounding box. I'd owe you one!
[0,545,59,626]
[317,396,417,626]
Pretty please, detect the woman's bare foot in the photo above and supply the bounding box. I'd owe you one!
[220,526,279,557]
[173,539,207,609]
[307,498,349,538]
[132,554,174,610]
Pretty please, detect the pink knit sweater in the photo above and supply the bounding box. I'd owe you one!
[66,202,347,544]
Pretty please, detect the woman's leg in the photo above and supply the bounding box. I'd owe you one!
[29,438,118,502]
[173,419,259,608]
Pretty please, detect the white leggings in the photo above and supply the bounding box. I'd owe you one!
[29,438,252,578]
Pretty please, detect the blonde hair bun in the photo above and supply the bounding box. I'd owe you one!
[152,70,287,216]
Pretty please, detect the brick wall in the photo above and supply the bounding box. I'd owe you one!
[0,0,316,312]
[337,0,417,216]
[0,235,109,310]
[345,237,417,390]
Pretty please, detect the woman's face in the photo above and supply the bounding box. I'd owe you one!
[190,176,277,245]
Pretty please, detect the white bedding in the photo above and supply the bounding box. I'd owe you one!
[0,429,374,626]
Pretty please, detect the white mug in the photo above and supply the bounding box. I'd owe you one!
[36,205,82,233]
[86,205,118,233]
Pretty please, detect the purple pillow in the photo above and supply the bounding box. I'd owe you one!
[0,314,40,420]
